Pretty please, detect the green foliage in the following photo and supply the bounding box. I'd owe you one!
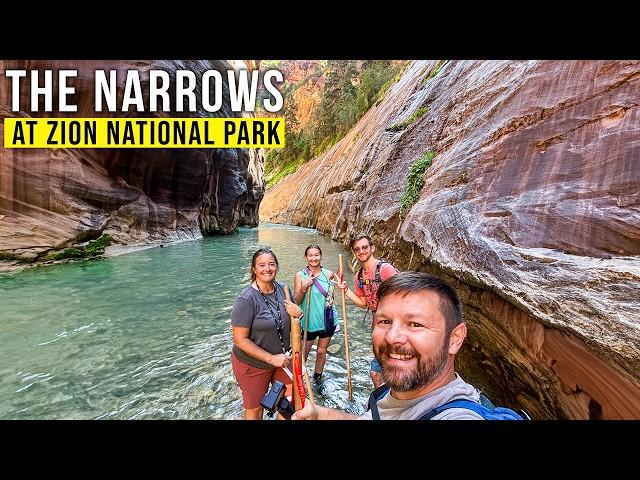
[264,60,409,187]
[422,60,448,85]
[0,252,36,263]
[46,248,84,261]
[262,60,282,69]
[1,234,113,265]
[389,106,428,132]
[373,62,410,106]
[84,234,112,256]
[400,151,435,215]
[312,61,358,146]
[0,251,15,261]
[45,234,112,261]
[266,156,306,187]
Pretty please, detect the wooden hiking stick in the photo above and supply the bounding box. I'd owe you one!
[290,321,305,410]
[338,254,353,401]
[303,284,311,353]
[284,286,314,405]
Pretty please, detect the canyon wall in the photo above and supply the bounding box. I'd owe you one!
[261,60,640,419]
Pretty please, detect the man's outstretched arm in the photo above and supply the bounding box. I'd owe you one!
[292,399,358,420]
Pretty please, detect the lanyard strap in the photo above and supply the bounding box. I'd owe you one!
[256,282,287,354]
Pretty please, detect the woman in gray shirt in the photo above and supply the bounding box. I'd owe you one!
[230,247,303,420]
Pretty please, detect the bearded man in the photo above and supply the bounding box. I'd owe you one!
[292,271,486,420]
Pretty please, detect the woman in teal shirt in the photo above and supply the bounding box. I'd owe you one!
[294,245,340,385]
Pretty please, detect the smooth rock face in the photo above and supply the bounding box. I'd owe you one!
[261,60,640,419]
[0,60,263,258]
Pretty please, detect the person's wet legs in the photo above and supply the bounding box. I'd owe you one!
[244,406,264,420]
[314,336,331,382]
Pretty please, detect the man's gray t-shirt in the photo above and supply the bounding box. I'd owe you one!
[231,282,292,369]
[359,374,485,420]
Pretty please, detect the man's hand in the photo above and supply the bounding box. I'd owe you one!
[335,280,348,290]
[291,399,318,420]
[292,400,358,420]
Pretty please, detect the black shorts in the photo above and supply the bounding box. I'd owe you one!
[303,325,336,341]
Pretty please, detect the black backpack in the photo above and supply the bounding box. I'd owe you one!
[356,260,389,289]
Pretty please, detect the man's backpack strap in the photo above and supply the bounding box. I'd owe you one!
[374,261,386,283]
[369,389,528,420]
[358,261,388,287]
[419,399,525,420]
[367,384,391,420]
[356,266,364,288]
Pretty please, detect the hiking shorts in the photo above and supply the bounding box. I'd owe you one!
[231,351,292,409]
[370,357,382,373]
[303,324,336,341]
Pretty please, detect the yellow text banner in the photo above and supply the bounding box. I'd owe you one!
[3,118,285,148]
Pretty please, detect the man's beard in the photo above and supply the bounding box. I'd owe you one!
[375,339,449,392]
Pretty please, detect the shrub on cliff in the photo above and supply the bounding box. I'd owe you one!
[400,151,435,215]
[389,106,428,132]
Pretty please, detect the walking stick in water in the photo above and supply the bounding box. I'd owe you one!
[338,254,353,401]
[284,286,314,404]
